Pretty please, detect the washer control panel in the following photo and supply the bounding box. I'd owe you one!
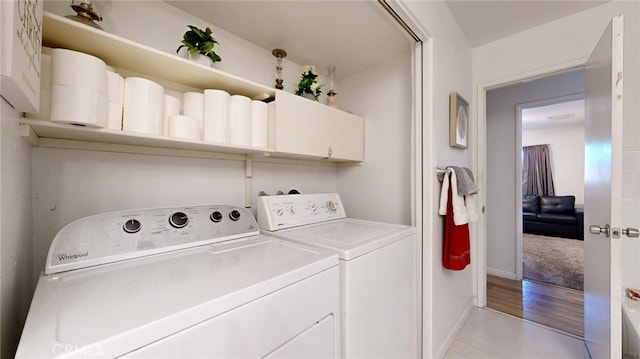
[46,205,259,274]
[257,193,346,231]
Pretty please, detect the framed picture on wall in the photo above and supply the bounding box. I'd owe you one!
[449,92,469,149]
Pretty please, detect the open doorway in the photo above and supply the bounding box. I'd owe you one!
[484,68,586,337]
[520,97,585,291]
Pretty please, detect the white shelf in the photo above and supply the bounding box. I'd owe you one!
[35,12,363,164]
[42,12,274,100]
[20,119,271,157]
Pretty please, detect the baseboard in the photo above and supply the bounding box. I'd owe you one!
[435,297,474,359]
[486,268,516,280]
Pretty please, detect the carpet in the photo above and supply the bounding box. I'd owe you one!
[522,233,584,291]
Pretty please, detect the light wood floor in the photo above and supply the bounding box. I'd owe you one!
[487,275,584,337]
[444,308,589,358]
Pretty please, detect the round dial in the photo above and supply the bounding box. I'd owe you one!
[210,211,223,223]
[326,201,337,212]
[229,209,241,221]
[276,208,284,216]
[123,219,141,234]
[169,212,189,228]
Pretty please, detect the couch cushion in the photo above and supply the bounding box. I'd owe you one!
[523,212,538,221]
[522,195,540,213]
[540,195,575,215]
[536,213,577,225]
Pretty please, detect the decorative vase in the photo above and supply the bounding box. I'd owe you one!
[178,48,212,68]
[188,53,212,68]
[326,65,338,108]
[326,91,338,109]
[301,92,317,101]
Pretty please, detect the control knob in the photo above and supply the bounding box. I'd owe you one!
[169,212,189,228]
[123,219,142,234]
[229,209,241,221]
[210,211,223,223]
[326,201,337,212]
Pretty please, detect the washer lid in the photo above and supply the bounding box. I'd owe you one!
[270,218,416,260]
[16,235,338,359]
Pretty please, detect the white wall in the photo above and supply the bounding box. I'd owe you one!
[0,98,33,359]
[485,69,584,277]
[397,1,474,357]
[474,1,639,151]
[337,51,413,225]
[522,124,585,205]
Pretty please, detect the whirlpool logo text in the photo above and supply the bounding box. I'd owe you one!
[57,252,88,262]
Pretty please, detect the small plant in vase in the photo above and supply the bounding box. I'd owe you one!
[294,65,322,101]
[177,25,222,64]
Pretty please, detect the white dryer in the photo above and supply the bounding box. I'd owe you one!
[258,193,419,359]
[17,205,340,358]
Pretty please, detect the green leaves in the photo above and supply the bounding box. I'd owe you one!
[294,66,322,100]
[176,25,222,64]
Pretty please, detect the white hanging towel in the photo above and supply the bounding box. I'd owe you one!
[439,167,479,225]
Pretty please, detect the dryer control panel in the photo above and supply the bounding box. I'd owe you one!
[46,205,259,274]
[257,193,346,231]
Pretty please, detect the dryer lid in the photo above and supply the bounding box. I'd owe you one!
[270,218,416,260]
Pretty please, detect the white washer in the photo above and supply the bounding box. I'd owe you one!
[258,193,419,358]
[17,205,340,358]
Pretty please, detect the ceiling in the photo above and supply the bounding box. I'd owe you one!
[522,99,585,131]
[445,0,608,47]
[164,1,610,79]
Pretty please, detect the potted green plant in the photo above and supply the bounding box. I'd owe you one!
[177,25,222,64]
[294,65,322,101]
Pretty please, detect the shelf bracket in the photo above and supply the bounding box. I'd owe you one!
[244,159,253,208]
[19,123,39,146]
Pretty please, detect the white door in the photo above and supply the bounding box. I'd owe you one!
[583,15,624,359]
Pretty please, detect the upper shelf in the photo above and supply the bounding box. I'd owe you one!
[42,12,275,100]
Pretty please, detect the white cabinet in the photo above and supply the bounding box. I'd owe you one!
[269,92,364,162]
[22,12,364,164]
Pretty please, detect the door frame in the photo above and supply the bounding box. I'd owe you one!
[474,58,588,307]
[377,1,432,357]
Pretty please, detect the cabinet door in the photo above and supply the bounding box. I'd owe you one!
[269,92,364,162]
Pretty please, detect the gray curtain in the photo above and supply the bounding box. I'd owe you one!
[522,144,555,196]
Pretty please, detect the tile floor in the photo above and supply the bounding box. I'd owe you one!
[444,308,590,358]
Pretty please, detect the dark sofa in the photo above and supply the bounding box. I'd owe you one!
[522,195,584,240]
